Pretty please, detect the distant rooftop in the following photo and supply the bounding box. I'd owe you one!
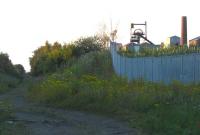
[168,35,180,38]
[190,36,200,41]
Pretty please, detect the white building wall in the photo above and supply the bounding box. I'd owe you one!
[164,36,180,48]
[164,37,171,48]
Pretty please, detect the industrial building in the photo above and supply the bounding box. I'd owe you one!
[164,36,180,47]
[189,36,200,47]
[180,16,187,46]
[164,16,187,48]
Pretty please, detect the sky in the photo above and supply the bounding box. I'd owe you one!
[0,0,200,71]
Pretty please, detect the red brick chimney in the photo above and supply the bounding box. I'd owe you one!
[180,16,187,46]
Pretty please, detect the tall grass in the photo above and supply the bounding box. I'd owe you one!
[0,73,27,135]
[0,73,20,93]
[0,101,28,135]
[28,50,200,135]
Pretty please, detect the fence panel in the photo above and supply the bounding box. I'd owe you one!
[195,54,200,83]
[120,56,126,77]
[152,57,162,83]
[144,57,153,81]
[170,55,182,82]
[126,58,133,80]
[131,57,138,80]
[181,55,195,83]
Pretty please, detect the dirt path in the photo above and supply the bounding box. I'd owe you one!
[0,81,137,135]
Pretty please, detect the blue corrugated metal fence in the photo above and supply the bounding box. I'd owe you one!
[110,42,200,84]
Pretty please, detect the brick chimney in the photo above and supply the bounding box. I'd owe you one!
[180,16,187,46]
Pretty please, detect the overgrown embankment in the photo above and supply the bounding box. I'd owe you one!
[0,101,27,135]
[28,48,200,135]
[0,52,25,93]
[0,73,21,94]
[0,52,26,134]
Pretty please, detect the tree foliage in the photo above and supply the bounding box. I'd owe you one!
[96,23,110,48]
[30,41,71,75]
[72,36,104,57]
[29,36,105,76]
[0,53,25,78]
[0,53,14,74]
[14,64,25,77]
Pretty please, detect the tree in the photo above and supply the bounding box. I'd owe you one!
[73,36,104,57]
[0,52,25,78]
[0,53,14,74]
[30,36,105,76]
[30,41,73,75]
[96,23,110,48]
[14,64,25,79]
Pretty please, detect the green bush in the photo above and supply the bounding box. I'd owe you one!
[0,101,28,135]
[30,36,105,76]
[0,101,13,121]
[0,73,20,93]
[72,36,104,57]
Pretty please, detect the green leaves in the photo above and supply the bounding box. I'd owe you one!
[0,52,24,80]
[0,53,22,93]
[30,36,105,76]
[30,41,73,75]
[0,101,13,121]
[73,36,103,57]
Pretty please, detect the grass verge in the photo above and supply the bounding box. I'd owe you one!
[0,73,20,94]
[0,101,28,135]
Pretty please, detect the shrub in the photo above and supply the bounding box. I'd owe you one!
[0,101,28,135]
[30,36,105,76]
[0,53,25,80]
[0,73,20,93]
[0,101,13,121]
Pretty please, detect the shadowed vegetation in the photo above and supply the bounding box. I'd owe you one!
[0,101,28,135]
[0,52,26,134]
[0,53,25,93]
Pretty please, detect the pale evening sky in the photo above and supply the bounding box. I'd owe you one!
[0,0,199,71]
